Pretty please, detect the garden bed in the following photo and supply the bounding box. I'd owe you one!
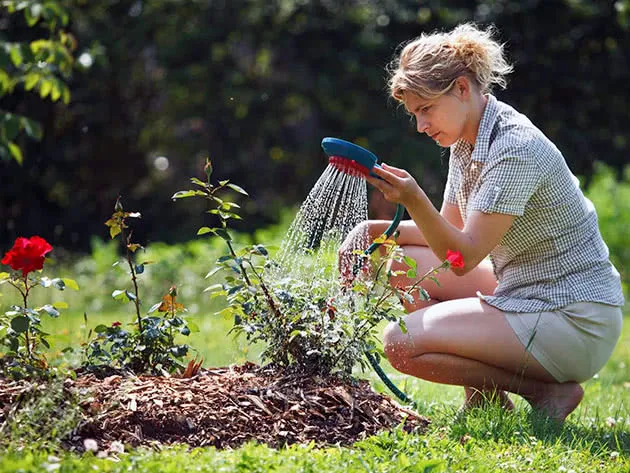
[0,362,429,451]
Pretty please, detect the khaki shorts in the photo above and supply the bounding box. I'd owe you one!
[503,301,623,383]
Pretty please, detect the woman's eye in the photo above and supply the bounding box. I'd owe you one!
[422,106,431,113]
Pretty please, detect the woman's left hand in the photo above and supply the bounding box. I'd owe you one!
[366,163,423,207]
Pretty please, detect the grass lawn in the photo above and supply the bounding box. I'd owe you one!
[1,307,628,472]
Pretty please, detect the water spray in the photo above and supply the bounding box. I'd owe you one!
[321,137,405,257]
[321,137,416,408]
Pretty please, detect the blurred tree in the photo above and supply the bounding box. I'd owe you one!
[0,0,628,251]
[0,0,74,164]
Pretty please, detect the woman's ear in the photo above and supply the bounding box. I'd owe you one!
[455,76,471,100]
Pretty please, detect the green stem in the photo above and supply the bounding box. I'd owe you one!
[121,224,143,335]
[22,275,32,360]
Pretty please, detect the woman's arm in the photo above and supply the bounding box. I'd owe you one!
[367,163,514,275]
[363,201,464,246]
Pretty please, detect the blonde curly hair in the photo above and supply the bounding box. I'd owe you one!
[388,23,513,102]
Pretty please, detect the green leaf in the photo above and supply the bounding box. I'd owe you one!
[215,307,236,318]
[9,45,23,67]
[50,78,61,101]
[61,278,79,290]
[10,315,29,333]
[398,319,408,334]
[190,177,208,187]
[3,113,20,140]
[213,228,231,242]
[21,116,43,140]
[25,3,42,26]
[109,225,121,239]
[203,283,224,293]
[197,227,212,235]
[253,245,268,256]
[205,267,222,279]
[171,190,206,199]
[0,272,10,281]
[7,142,23,164]
[147,302,161,314]
[112,289,129,302]
[39,79,52,98]
[94,324,109,333]
[429,277,440,287]
[51,278,66,290]
[403,255,417,270]
[183,318,200,333]
[24,73,40,91]
[226,183,248,195]
[406,269,417,279]
[40,304,60,317]
[52,301,69,309]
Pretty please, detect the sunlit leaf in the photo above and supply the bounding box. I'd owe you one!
[51,278,66,290]
[205,267,222,279]
[171,190,206,199]
[403,255,417,270]
[7,142,22,164]
[203,283,224,293]
[61,278,79,290]
[52,301,69,309]
[184,318,200,333]
[39,304,60,317]
[197,227,212,235]
[39,79,52,98]
[147,302,161,314]
[226,183,248,195]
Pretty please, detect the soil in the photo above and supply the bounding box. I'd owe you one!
[0,362,429,451]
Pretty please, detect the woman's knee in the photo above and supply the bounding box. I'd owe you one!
[383,321,415,370]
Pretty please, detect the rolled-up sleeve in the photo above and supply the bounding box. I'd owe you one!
[469,152,541,216]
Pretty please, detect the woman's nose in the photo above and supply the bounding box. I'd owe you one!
[416,116,428,134]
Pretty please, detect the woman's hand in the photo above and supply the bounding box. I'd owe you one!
[366,163,424,207]
[338,221,370,281]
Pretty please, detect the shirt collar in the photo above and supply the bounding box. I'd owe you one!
[451,94,499,164]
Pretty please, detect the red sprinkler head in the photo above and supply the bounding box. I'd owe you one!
[328,155,370,178]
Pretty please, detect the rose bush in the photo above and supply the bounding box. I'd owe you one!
[175,163,465,376]
[0,236,78,379]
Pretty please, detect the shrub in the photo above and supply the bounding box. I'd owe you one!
[583,163,630,297]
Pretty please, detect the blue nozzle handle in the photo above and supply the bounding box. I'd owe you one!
[322,137,383,178]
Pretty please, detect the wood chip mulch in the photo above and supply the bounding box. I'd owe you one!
[0,362,429,450]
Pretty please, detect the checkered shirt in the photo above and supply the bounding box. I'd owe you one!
[444,94,625,312]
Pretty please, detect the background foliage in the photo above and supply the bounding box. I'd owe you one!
[1,0,629,252]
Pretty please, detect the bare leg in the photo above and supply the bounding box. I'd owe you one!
[388,246,515,410]
[383,296,584,422]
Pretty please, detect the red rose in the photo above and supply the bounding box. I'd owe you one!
[112,321,122,327]
[2,236,53,277]
[446,250,464,269]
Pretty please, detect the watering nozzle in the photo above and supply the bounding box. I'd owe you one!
[321,137,381,179]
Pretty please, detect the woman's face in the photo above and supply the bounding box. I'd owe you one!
[403,79,474,147]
